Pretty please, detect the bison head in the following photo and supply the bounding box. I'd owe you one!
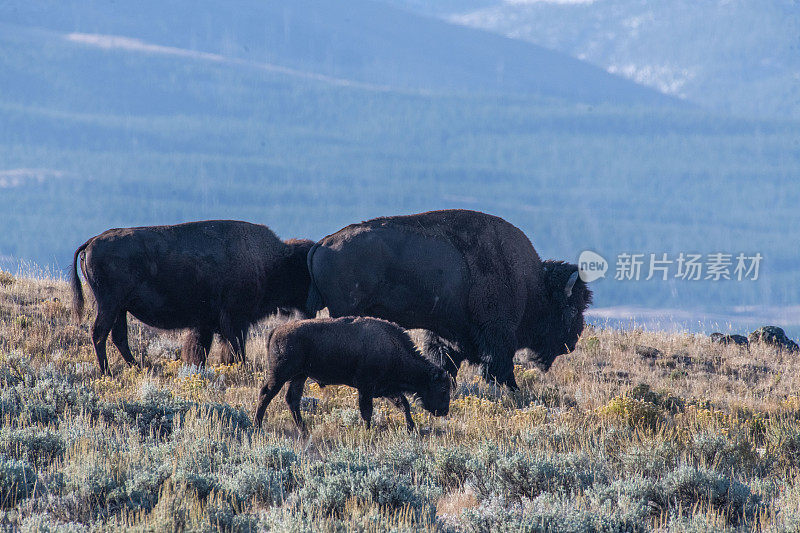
[418,367,451,417]
[523,260,592,372]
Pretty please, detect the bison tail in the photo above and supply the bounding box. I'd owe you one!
[71,240,91,322]
[265,325,277,357]
[305,284,324,317]
[305,242,325,316]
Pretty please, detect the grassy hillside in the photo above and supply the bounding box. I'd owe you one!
[3,274,800,530]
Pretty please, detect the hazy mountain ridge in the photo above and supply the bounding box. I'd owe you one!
[391,0,800,118]
[0,0,798,316]
[2,0,676,106]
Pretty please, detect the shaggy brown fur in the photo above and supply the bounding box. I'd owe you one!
[254,317,451,431]
[306,209,592,389]
[71,220,312,373]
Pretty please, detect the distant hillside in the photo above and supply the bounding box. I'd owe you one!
[2,0,676,107]
[423,0,800,118]
[0,0,798,317]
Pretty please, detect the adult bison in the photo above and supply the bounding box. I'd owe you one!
[306,209,592,389]
[71,220,313,374]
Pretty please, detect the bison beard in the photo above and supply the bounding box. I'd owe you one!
[306,209,592,389]
[71,220,313,374]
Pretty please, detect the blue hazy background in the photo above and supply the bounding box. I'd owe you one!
[1,0,798,335]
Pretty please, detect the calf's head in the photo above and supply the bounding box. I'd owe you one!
[418,367,451,417]
[525,260,593,372]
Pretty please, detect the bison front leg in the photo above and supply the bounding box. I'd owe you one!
[475,326,519,391]
[358,391,374,429]
[219,315,248,365]
[391,395,416,432]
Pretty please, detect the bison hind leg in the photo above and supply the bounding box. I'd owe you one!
[110,313,139,368]
[254,377,286,428]
[285,377,307,431]
[91,305,121,375]
[182,328,213,366]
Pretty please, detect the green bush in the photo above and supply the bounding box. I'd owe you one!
[460,493,643,533]
[0,427,65,467]
[217,462,294,506]
[19,512,88,533]
[622,440,680,477]
[0,456,37,508]
[687,431,758,473]
[434,447,470,489]
[298,448,424,517]
[662,465,757,518]
[465,448,604,501]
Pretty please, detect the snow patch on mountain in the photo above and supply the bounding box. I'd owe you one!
[606,64,694,97]
[504,0,596,4]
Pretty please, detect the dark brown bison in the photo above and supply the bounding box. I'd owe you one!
[71,220,313,374]
[306,209,592,389]
[254,317,451,431]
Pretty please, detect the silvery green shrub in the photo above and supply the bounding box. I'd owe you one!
[622,440,679,478]
[766,423,800,471]
[194,403,252,434]
[379,442,425,474]
[687,431,758,473]
[19,512,88,533]
[217,462,294,506]
[465,448,605,501]
[333,407,362,427]
[661,515,738,533]
[1,369,98,426]
[172,451,217,500]
[63,461,121,515]
[434,447,470,489]
[0,427,65,467]
[176,365,216,381]
[521,424,580,451]
[257,506,424,533]
[146,338,181,361]
[588,476,661,524]
[0,456,37,508]
[298,448,423,517]
[494,452,601,501]
[123,463,171,512]
[205,499,260,532]
[459,493,642,533]
[100,397,183,438]
[661,465,759,523]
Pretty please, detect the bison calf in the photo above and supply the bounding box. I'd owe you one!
[72,220,312,374]
[254,317,451,431]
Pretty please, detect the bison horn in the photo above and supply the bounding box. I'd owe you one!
[564,271,579,298]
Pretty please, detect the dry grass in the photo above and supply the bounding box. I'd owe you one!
[1,275,800,531]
